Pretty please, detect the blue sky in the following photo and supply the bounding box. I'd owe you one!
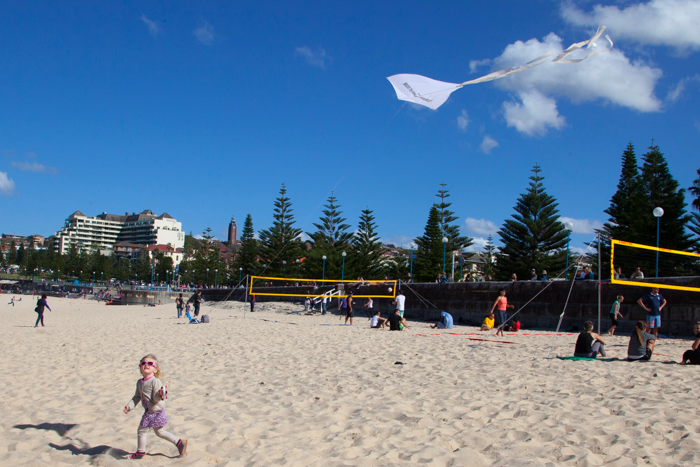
[2,0,699,254]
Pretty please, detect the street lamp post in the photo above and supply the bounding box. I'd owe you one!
[653,207,664,278]
[57,270,60,282]
[564,222,574,279]
[150,265,154,287]
[100,271,103,285]
[206,268,209,286]
[282,260,286,277]
[322,255,327,286]
[215,269,218,287]
[410,242,416,279]
[442,237,448,276]
[92,271,95,286]
[80,270,82,284]
[295,259,300,278]
[239,267,242,284]
[341,251,346,282]
[192,269,195,287]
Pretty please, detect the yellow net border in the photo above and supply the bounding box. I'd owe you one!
[248,276,398,298]
[610,239,700,292]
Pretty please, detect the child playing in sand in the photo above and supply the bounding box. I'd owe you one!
[607,295,624,336]
[123,354,188,459]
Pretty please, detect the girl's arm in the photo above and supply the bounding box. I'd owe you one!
[692,337,700,351]
[45,301,51,312]
[124,383,141,413]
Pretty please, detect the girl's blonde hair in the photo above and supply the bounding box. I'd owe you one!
[140,354,163,379]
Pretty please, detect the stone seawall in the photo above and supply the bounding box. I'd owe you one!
[195,277,700,335]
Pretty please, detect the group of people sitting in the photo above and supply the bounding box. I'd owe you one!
[574,319,700,363]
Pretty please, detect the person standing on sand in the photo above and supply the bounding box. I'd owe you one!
[175,294,184,319]
[490,289,514,337]
[344,292,355,325]
[192,291,203,317]
[607,295,624,336]
[250,295,256,313]
[34,294,51,327]
[392,289,406,317]
[637,288,666,340]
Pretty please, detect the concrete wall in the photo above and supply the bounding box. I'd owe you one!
[183,277,700,335]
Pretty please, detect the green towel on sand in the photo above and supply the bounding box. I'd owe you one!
[556,356,615,362]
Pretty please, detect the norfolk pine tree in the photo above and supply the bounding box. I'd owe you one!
[233,214,258,281]
[304,194,353,280]
[434,183,473,254]
[689,169,700,252]
[637,145,693,275]
[496,165,567,280]
[349,208,384,279]
[414,206,445,282]
[258,184,303,278]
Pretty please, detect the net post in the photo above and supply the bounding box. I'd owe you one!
[598,233,602,334]
[244,275,249,319]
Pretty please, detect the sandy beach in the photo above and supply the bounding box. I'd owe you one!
[1,296,699,466]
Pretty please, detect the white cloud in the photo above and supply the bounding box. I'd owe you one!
[469,58,491,73]
[464,218,499,236]
[490,32,662,131]
[464,237,490,253]
[457,109,469,131]
[0,172,16,196]
[294,46,328,69]
[503,90,565,136]
[666,74,700,102]
[140,14,160,36]
[10,161,58,174]
[480,135,499,154]
[560,216,604,234]
[562,0,700,50]
[193,20,215,45]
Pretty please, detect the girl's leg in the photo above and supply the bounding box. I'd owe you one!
[34,312,43,327]
[136,426,149,452]
[153,427,179,444]
[592,342,606,357]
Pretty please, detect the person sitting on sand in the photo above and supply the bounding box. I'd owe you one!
[481,311,495,331]
[508,319,521,332]
[627,321,656,361]
[574,321,606,358]
[388,309,407,331]
[431,311,453,329]
[680,321,700,365]
[370,310,387,329]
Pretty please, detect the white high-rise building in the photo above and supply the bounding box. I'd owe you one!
[53,210,185,254]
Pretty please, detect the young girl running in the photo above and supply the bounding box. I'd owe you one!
[123,355,188,459]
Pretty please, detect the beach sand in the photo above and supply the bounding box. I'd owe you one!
[1,296,698,466]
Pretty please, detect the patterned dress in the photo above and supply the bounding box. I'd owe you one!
[140,393,169,428]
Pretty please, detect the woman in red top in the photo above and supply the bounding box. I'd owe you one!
[490,289,514,336]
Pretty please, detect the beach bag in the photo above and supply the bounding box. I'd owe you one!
[34,306,39,313]
[201,315,210,323]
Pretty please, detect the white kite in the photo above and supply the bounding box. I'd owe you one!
[387,26,613,111]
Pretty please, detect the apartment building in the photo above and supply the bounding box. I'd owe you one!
[53,210,185,254]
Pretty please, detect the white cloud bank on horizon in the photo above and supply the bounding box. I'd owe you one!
[140,15,160,36]
[294,46,328,69]
[562,0,700,51]
[10,161,58,175]
[485,31,662,135]
[194,20,215,45]
[559,216,604,235]
[464,217,499,237]
[0,172,16,196]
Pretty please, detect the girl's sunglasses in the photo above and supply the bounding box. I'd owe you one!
[140,361,156,367]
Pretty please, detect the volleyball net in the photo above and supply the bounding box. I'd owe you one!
[610,239,700,292]
[249,276,398,298]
